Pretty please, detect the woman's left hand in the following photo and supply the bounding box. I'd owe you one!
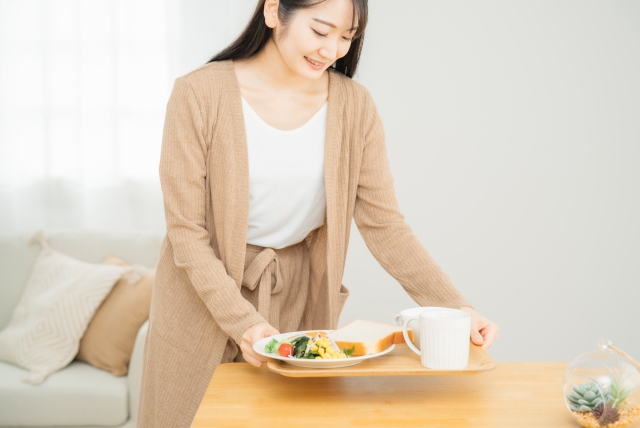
[459,306,499,350]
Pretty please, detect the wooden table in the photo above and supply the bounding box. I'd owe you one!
[191,349,597,427]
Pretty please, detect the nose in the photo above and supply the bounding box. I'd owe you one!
[318,39,339,62]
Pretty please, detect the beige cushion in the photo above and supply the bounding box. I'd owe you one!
[0,232,137,385]
[75,255,154,376]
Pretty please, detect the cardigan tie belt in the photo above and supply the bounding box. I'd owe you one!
[241,248,284,324]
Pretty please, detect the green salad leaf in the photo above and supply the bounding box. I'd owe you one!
[292,336,311,358]
[342,345,356,357]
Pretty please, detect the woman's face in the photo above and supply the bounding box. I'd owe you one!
[265,0,358,80]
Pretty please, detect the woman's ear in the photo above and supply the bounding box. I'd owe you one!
[263,0,280,29]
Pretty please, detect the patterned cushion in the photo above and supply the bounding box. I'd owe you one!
[0,230,141,385]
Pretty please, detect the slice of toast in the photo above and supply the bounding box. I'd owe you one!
[329,320,415,356]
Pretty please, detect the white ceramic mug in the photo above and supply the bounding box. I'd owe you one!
[394,307,449,350]
[402,308,471,370]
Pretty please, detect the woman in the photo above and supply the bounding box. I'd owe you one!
[138,0,499,426]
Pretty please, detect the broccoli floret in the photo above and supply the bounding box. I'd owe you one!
[264,338,279,354]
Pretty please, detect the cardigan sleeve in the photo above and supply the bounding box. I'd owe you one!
[159,77,267,346]
[353,90,473,310]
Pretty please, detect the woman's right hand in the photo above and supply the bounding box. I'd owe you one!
[240,322,280,368]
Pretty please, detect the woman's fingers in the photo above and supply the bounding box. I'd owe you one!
[239,322,280,368]
[242,351,265,368]
[240,339,267,366]
[460,307,499,351]
[255,326,280,342]
[479,323,499,350]
[469,315,486,346]
[470,325,485,346]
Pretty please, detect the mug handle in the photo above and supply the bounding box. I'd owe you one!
[393,314,401,326]
[402,317,421,356]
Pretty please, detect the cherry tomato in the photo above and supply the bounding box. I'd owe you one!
[278,343,294,357]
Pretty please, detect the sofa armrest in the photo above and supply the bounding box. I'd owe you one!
[127,320,149,424]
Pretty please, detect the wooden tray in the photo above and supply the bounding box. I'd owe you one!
[266,342,497,377]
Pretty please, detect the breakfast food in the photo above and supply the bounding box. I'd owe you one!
[263,321,415,360]
[328,320,415,356]
[264,331,355,360]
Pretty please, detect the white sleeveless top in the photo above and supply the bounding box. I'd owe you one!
[242,96,327,249]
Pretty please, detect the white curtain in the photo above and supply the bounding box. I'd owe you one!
[0,0,257,233]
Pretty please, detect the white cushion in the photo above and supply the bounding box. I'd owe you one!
[0,230,163,331]
[0,360,128,426]
[0,231,140,385]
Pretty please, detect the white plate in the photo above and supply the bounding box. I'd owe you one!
[253,330,395,369]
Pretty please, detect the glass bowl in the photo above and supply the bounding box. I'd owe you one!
[563,338,640,427]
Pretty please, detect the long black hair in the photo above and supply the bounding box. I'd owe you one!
[208,0,368,78]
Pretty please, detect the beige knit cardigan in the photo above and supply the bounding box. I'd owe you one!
[138,60,472,427]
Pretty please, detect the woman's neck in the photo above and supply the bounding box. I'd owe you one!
[240,39,325,97]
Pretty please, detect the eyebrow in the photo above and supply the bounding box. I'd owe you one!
[312,17,358,32]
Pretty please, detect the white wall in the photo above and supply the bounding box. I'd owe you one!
[171,0,261,78]
[167,0,640,362]
[340,0,640,362]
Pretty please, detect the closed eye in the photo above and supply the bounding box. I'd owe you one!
[313,29,353,42]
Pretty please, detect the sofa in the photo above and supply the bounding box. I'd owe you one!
[0,230,164,428]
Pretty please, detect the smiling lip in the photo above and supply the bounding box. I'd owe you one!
[305,56,326,69]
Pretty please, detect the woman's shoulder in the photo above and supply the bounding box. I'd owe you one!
[172,60,235,99]
[177,59,232,80]
[328,68,372,100]
[328,68,377,120]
